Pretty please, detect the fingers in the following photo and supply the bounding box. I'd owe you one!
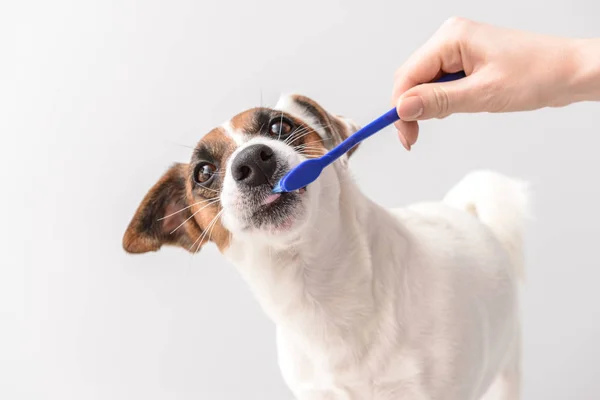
[392,17,470,105]
[396,76,484,121]
[394,120,419,150]
[391,17,479,149]
[396,96,424,120]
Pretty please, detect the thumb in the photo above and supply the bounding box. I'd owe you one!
[396,77,480,121]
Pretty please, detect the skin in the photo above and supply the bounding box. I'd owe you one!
[391,17,600,150]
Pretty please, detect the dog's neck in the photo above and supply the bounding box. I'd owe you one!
[225,172,409,353]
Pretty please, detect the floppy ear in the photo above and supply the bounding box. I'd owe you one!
[123,163,203,254]
[288,94,362,157]
[333,114,361,157]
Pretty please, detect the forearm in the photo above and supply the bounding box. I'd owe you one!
[566,38,600,104]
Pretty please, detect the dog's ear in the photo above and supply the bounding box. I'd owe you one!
[282,94,362,158]
[332,113,361,157]
[123,163,203,254]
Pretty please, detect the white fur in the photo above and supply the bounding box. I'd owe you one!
[219,96,528,400]
[221,120,246,146]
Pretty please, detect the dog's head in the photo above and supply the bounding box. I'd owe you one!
[123,94,360,254]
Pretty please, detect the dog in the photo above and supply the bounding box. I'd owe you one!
[123,94,528,400]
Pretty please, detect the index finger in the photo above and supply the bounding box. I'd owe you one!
[391,21,466,104]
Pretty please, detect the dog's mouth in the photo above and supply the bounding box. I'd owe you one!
[241,185,307,232]
[261,186,307,206]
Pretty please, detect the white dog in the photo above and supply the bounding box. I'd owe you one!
[123,94,528,400]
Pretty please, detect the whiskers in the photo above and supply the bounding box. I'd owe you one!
[282,121,334,146]
[293,143,327,157]
[168,198,221,234]
[189,208,225,253]
[158,198,219,222]
[167,142,196,150]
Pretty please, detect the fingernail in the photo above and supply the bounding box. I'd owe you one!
[398,131,411,151]
[397,97,424,120]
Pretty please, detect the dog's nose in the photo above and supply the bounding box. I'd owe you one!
[231,144,277,187]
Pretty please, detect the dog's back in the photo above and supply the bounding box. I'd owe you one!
[444,170,528,400]
[444,170,529,278]
[385,170,528,400]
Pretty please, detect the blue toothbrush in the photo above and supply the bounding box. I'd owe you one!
[272,71,467,193]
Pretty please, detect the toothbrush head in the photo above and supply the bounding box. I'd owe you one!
[272,158,324,193]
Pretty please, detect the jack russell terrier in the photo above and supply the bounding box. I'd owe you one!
[123,94,528,400]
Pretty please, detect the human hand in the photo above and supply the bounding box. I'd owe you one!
[391,18,583,150]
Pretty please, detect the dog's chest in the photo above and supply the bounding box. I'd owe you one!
[276,328,430,400]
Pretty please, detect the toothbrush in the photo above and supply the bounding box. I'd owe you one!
[272,70,467,193]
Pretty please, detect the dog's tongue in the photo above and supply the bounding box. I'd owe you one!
[262,193,281,205]
[262,187,306,205]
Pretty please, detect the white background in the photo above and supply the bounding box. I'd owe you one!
[2,0,599,399]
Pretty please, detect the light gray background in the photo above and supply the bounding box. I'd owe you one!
[2,0,599,399]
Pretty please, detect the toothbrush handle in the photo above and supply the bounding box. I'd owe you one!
[320,70,466,166]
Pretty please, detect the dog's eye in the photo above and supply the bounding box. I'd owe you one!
[194,162,217,185]
[269,119,293,140]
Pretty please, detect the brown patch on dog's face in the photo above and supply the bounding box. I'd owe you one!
[185,128,236,251]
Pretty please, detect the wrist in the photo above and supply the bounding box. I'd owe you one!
[564,38,600,104]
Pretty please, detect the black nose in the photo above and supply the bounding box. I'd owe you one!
[231,144,277,187]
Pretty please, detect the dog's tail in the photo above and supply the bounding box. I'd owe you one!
[444,170,530,280]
